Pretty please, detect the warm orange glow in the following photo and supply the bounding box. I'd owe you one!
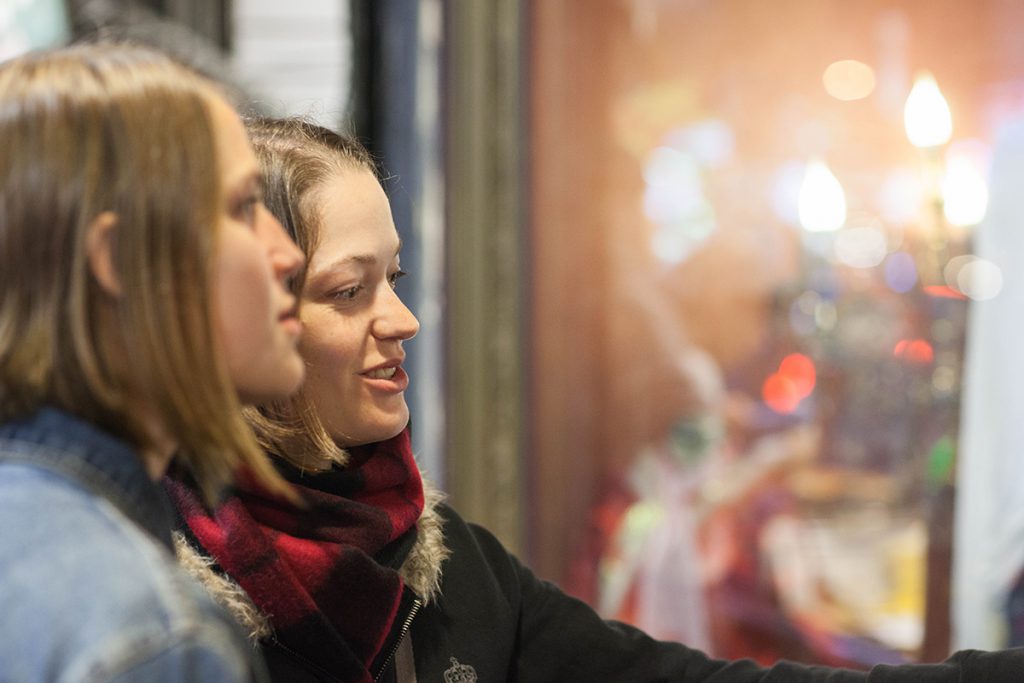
[823,60,876,101]
[893,339,934,364]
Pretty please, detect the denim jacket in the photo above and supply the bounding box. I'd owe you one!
[0,408,267,682]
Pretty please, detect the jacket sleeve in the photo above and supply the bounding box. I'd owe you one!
[867,648,1024,681]
[504,540,863,682]
[459,518,1024,682]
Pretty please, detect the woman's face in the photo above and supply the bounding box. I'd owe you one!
[299,167,420,447]
[209,99,306,404]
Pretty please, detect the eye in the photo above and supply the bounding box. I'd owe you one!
[236,196,260,226]
[330,284,364,301]
[388,269,408,290]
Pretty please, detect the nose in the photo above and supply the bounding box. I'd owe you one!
[373,286,420,342]
[262,207,304,282]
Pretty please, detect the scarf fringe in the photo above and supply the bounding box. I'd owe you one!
[175,477,451,642]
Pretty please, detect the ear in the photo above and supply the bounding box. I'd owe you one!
[85,211,123,297]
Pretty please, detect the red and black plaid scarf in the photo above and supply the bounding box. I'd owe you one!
[165,428,424,682]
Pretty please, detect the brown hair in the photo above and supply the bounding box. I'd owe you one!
[0,43,290,501]
[242,117,377,469]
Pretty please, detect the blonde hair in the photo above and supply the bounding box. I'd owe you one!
[0,43,290,501]
[242,117,377,470]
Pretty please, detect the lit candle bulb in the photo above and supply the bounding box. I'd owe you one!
[798,159,846,233]
[904,72,952,149]
[942,157,987,227]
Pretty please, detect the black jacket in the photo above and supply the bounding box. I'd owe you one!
[263,503,1024,682]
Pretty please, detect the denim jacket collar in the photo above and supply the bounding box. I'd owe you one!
[0,407,175,549]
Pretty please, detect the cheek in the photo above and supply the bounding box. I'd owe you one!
[299,335,358,435]
[219,294,265,355]
[297,307,377,431]
[298,312,358,385]
[213,238,275,355]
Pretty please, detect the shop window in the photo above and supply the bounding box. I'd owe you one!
[529,0,1024,665]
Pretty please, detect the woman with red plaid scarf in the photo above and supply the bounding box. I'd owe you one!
[166,117,1024,683]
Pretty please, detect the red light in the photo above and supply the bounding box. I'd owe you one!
[763,353,818,413]
[779,353,816,397]
[763,373,801,414]
[923,285,967,300]
[893,338,934,364]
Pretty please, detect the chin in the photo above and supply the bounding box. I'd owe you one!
[341,415,409,447]
[235,354,306,404]
[373,419,409,443]
[255,373,305,404]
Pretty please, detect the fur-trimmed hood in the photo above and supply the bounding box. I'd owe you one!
[174,478,451,642]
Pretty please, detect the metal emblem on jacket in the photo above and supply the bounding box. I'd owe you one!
[443,657,477,683]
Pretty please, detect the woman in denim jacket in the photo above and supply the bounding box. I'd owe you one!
[0,44,307,681]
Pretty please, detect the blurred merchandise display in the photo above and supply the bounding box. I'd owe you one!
[532,0,1024,667]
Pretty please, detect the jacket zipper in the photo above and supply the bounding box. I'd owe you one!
[373,597,423,683]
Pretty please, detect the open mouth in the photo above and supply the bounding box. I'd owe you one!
[365,366,398,380]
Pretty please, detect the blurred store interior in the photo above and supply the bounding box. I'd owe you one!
[8,0,1024,668]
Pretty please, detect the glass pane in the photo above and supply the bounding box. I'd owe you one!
[529,0,1021,667]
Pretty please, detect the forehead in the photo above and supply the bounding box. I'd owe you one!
[310,168,399,260]
[207,96,259,186]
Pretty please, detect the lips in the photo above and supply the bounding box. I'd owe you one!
[277,300,301,336]
[278,297,299,321]
[360,362,409,392]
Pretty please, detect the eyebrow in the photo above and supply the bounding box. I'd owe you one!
[228,170,263,198]
[308,241,404,280]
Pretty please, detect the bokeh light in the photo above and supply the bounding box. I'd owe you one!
[923,285,967,300]
[643,146,699,188]
[780,353,817,397]
[894,339,934,364]
[789,290,821,336]
[943,254,976,290]
[834,225,888,268]
[772,161,807,226]
[942,152,989,227]
[643,178,698,223]
[932,365,958,394]
[904,72,953,148]
[642,146,717,264]
[823,60,876,101]
[663,119,735,167]
[957,258,1003,300]
[763,353,817,414]
[884,251,918,293]
[799,160,847,233]
[814,300,838,331]
[763,374,801,414]
[650,213,716,265]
